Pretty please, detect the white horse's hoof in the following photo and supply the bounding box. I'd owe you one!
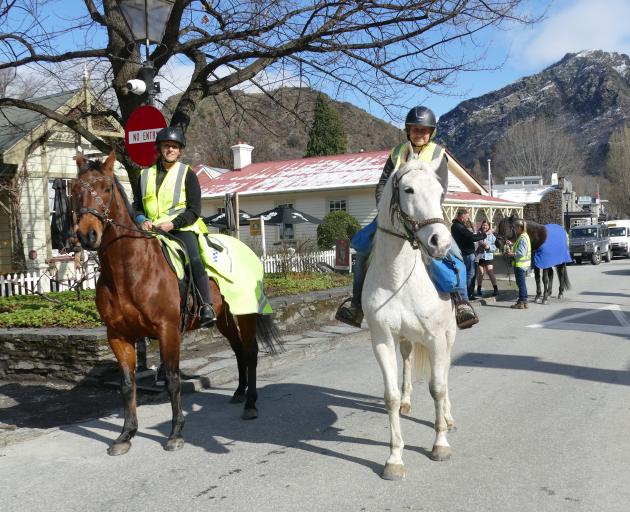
[399,403,411,415]
[430,445,452,461]
[381,463,406,480]
[542,299,550,305]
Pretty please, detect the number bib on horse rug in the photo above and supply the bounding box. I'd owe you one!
[199,233,272,315]
[534,224,572,268]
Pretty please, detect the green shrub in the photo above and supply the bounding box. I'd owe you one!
[316,211,361,249]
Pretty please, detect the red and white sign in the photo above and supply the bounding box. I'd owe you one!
[124,105,167,167]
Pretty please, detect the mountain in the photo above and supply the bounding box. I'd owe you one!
[165,87,405,168]
[437,50,630,176]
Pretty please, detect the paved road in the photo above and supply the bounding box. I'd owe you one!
[1,259,630,511]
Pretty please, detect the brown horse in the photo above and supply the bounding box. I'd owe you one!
[71,151,280,456]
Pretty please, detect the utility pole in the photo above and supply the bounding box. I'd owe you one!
[487,159,493,196]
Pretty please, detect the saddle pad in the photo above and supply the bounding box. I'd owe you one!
[534,224,572,269]
[155,233,187,280]
[201,234,272,315]
[351,218,377,252]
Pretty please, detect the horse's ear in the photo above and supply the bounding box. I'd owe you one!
[400,141,415,164]
[74,150,86,171]
[102,151,117,176]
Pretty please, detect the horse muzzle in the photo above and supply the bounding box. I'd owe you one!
[422,229,451,259]
[76,227,101,250]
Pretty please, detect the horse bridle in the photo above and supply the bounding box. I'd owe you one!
[377,167,448,251]
[75,175,116,225]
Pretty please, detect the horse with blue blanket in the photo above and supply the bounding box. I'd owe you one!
[496,215,571,304]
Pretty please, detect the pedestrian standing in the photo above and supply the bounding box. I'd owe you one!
[505,219,531,309]
[450,208,487,300]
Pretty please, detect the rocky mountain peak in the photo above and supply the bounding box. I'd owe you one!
[437,50,630,175]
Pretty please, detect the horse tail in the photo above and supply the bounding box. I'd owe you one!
[256,314,284,354]
[412,343,432,383]
[558,264,572,291]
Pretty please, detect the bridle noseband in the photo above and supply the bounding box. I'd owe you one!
[377,166,448,252]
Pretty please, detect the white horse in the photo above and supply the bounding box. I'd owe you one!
[363,142,457,480]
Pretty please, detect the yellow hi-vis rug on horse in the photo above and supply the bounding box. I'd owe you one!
[200,233,272,315]
[156,233,272,316]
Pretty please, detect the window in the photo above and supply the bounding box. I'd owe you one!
[328,199,347,213]
[48,178,73,216]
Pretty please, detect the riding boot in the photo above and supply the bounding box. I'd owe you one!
[199,303,217,328]
[476,285,482,296]
[453,293,479,329]
[492,285,499,297]
[335,298,364,328]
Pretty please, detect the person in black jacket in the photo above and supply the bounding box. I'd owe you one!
[451,208,487,300]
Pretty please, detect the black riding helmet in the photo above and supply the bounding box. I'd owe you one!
[155,126,186,148]
[405,106,437,142]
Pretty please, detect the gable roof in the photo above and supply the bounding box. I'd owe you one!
[197,149,494,200]
[0,89,80,152]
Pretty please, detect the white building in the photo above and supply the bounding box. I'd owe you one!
[197,143,523,251]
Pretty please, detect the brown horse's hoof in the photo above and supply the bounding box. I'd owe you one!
[399,403,411,415]
[107,441,131,456]
[164,436,185,451]
[242,408,258,420]
[381,463,406,480]
[229,393,246,404]
[430,445,452,461]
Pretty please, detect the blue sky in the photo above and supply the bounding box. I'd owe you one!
[25,0,630,124]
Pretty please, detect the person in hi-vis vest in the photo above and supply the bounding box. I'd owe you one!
[131,127,216,327]
[505,219,531,309]
[335,106,479,329]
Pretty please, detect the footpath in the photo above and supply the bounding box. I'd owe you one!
[0,282,508,448]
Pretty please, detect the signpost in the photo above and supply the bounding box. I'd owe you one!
[335,239,351,273]
[249,217,266,257]
[124,105,167,167]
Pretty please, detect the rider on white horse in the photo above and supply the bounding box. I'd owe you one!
[336,106,479,329]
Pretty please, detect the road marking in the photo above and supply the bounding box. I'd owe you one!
[527,304,630,336]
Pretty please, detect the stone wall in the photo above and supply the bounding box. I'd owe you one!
[524,188,563,225]
[0,287,351,383]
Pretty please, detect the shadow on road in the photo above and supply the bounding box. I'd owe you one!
[454,352,630,386]
[58,383,439,475]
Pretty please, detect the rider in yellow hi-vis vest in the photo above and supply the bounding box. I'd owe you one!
[335,106,480,330]
[131,127,216,327]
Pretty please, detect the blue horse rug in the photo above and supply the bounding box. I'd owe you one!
[533,224,572,269]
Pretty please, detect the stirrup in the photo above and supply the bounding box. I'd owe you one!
[199,303,217,328]
[454,299,479,329]
[335,297,364,328]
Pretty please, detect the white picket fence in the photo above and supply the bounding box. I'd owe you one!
[1,251,340,297]
[0,264,99,297]
[260,250,337,273]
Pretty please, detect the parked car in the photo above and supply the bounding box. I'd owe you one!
[569,223,611,265]
[605,220,630,258]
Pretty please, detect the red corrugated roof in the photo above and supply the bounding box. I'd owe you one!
[197,150,517,204]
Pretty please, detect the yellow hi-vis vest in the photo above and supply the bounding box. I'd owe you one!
[390,141,445,171]
[140,162,207,234]
[512,232,531,269]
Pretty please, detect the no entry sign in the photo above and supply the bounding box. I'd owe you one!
[124,105,167,167]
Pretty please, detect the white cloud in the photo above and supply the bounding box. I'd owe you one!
[511,0,630,68]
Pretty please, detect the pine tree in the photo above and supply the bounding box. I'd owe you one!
[305,93,347,157]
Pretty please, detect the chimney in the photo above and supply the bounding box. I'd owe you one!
[551,172,558,185]
[230,141,254,170]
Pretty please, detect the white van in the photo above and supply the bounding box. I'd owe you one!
[605,220,630,258]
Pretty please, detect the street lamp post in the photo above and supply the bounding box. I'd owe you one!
[117,0,174,106]
[117,0,174,373]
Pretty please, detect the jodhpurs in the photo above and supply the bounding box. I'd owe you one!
[171,230,212,304]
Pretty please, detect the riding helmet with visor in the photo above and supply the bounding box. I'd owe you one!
[405,106,437,141]
[155,126,186,148]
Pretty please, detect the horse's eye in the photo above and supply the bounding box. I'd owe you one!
[104,188,111,193]
[404,187,414,194]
